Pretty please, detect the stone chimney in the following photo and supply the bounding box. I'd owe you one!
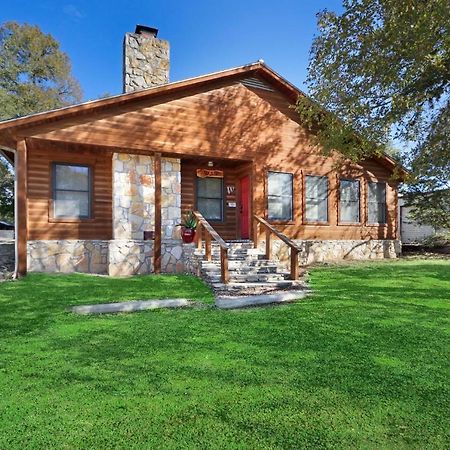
[123,25,170,93]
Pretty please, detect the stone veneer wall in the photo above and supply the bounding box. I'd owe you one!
[113,153,155,240]
[28,240,109,274]
[269,239,400,267]
[27,240,198,276]
[161,158,182,240]
[109,153,183,276]
[123,31,169,93]
[108,240,153,277]
[181,243,200,276]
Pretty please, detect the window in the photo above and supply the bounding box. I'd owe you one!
[197,177,223,221]
[268,171,293,221]
[339,179,360,223]
[52,163,92,219]
[368,181,387,224]
[305,175,328,222]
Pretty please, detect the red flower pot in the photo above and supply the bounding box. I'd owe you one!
[181,228,196,244]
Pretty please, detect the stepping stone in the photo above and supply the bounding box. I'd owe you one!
[215,290,308,309]
[72,299,192,315]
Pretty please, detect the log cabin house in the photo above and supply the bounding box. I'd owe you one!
[0,25,405,283]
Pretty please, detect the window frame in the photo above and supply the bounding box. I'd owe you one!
[266,170,294,223]
[338,178,361,225]
[367,181,387,225]
[195,176,224,222]
[303,174,329,225]
[50,162,93,222]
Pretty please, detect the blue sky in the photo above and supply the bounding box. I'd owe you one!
[1,0,343,101]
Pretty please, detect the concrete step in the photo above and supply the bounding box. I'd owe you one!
[201,260,279,269]
[195,239,306,298]
[205,273,287,283]
[201,266,279,275]
[197,247,263,256]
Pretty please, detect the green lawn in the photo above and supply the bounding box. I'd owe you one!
[0,261,449,449]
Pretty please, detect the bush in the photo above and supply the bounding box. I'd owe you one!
[422,232,450,249]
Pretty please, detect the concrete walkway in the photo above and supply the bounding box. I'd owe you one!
[72,299,192,314]
[215,290,308,309]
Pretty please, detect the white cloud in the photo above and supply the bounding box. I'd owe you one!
[63,4,84,20]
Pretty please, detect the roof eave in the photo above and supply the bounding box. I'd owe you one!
[0,62,269,133]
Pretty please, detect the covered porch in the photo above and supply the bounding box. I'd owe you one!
[181,156,253,241]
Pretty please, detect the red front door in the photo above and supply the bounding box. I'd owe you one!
[239,175,250,239]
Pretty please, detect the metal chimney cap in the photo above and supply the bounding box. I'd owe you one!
[134,25,158,37]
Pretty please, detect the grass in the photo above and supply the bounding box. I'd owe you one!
[0,260,449,449]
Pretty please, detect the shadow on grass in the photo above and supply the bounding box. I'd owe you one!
[0,261,449,448]
[0,273,213,337]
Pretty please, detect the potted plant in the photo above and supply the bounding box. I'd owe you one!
[179,211,198,243]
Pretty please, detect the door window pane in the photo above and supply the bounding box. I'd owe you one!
[53,163,91,219]
[305,175,328,222]
[197,177,222,198]
[197,198,222,221]
[197,177,223,220]
[268,172,293,221]
[340,179,360,223]
[368,182,387,223]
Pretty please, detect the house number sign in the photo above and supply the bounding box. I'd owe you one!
[196,168,224,178]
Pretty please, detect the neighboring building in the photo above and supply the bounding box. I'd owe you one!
[0,25,406,279]
[399,196,448,244]
[0,220,14,241]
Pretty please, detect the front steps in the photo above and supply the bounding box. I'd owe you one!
[196,241,307,296]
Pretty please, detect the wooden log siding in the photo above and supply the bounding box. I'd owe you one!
[18,76,398,243]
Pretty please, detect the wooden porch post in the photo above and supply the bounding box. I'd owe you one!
[154,153,162,273]
[15,139,28,277]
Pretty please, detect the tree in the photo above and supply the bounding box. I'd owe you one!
[0,21,82,120]
[296,0,450,228]
[0,22,82,222]
[0,156,14,222]
[405,190,450,231]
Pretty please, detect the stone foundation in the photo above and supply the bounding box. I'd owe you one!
[182,243,200,275]
[269,239,400,266]
[161,239,184,273]
[0,241,15,271]
[27,240,109,274]
[108,240,153,276]
[27,239,195,276]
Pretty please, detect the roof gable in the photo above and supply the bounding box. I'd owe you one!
[0,62,300,135]
[0,61,406,178]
